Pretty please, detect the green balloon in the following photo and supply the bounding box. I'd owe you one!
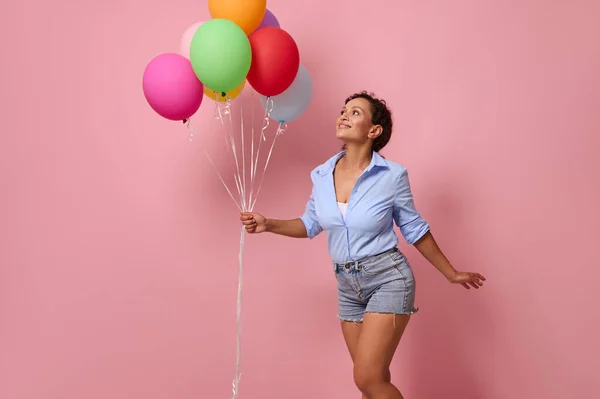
[190,19,252,93]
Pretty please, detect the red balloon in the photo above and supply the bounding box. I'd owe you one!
[247,27,300,97]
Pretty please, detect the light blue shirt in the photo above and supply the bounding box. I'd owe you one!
[300,151,430,264]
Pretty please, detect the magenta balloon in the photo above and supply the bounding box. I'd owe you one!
[142,53,204,121]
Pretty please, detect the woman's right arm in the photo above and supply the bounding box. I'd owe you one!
[240,212,309,238]
[241,181,323,239]
[239,212,308,238]
[266,218,308,238]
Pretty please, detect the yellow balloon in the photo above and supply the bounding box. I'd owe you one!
[208,0,266,35]
[204,80,246,102]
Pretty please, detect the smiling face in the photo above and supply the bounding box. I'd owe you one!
[336,97,382,148]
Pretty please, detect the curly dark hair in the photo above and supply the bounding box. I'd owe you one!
[343,91,393,152]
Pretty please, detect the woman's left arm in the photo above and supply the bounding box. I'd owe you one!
[413,231,486,289]
[393,167,486,290]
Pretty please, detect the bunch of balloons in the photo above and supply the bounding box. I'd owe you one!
[142,0,312,125]
[142,5,313,399]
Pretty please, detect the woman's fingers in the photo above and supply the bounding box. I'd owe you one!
[240,212,260,233]
[468,273,484,289]
[240,213,255,226]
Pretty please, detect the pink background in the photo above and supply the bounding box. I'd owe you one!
[1,0,599,398]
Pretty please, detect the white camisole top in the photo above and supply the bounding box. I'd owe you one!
[337,202,348,219]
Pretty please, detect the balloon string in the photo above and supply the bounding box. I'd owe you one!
[213,94,221,121]
[214,96,230,150]
[186,119,246,398]
[185,120,241,211]
[249,90,257,202]
[260,96,274,142]
[240,98,247,212]
[231,225,245,398]
[249,97,273,208]
[250,122,286,211]
[253,97,273,182]
[224,96,246,210]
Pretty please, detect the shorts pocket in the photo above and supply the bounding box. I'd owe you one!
[361,257,398,276]
[394,260,415,283]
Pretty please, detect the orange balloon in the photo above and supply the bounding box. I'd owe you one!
[204,80,246,102]
[208,0,266,35]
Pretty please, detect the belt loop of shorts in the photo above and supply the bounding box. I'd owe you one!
[334,247,399,271]
[334,260,359,272]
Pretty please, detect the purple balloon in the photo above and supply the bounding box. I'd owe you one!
[253,9,280,33]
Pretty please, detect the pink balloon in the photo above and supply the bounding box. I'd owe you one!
[142,53,204,121]
[180,21,203,59]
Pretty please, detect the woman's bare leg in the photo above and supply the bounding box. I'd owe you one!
[342,316,399,398]
[352,313,410,399]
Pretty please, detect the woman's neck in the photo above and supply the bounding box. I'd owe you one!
[341,145,373,171]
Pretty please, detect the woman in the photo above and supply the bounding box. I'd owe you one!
[240,91,486,399]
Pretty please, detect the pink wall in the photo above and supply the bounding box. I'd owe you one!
[1,0,599,398]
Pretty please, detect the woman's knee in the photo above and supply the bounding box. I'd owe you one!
[353,363,390,394]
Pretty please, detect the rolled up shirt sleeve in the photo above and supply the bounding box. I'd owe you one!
[300,185,323,239]
[393,168,430,245]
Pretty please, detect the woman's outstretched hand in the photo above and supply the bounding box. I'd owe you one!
[448,271,486,289]
[240,212,267,234]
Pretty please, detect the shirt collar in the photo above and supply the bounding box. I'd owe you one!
[316,150,388,175]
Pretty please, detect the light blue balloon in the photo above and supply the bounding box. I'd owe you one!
[260,65,312,123]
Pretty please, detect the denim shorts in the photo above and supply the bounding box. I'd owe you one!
[333,247,418,322]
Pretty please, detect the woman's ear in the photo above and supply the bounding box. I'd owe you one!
[368,125,383,139]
